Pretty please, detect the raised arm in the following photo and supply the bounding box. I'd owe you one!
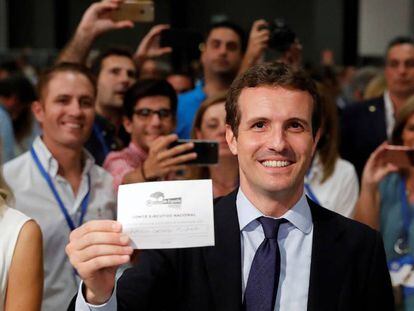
[5,220,43,311]
[238,19,270,75]
[133,24,172,71]
[57,0,134,64]
[354,144,398,230]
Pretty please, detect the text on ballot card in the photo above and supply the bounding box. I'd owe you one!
[117,179,215,249]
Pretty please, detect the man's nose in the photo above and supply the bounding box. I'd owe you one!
[218,43,228,55]
[120,71,135,86]
[268,129,287,152]
[69,100,83,116]
[397,63,408,74]
[148,112,162,126]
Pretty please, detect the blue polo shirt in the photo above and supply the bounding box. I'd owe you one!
[175,80,207,139]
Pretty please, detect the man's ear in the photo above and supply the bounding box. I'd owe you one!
[31,101,45,123]
[311,128,322,157]
[123,116,133,134]
[225,125,238,156]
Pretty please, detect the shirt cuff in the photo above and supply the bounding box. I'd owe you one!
[75,281,117,310]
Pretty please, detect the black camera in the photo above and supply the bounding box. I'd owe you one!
[265,19,297,53]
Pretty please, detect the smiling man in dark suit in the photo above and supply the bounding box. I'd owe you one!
[341,36,414,178]
[66,62,393,311]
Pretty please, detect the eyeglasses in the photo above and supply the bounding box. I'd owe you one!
[133,108,173,119]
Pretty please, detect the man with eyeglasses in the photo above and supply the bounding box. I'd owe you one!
[103,79,196,190]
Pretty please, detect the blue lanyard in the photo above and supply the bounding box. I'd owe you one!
[400,176,411,239]
[30,146,90,231]
[93,123,110,158]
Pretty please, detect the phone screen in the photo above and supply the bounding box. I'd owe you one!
[169,139,219,166]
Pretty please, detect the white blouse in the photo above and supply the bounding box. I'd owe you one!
[0,206,30,311]
[305,154,359,218]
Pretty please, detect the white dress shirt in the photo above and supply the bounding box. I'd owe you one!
[305,153,359,218]
[384,90,395,139]
[238,189,313,310]
[2,137,116,311]
[75,187,313,311]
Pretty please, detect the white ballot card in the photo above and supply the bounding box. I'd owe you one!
[117,179,215,249]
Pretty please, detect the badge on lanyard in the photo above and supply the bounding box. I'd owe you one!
[389,255,414,287]
[388,176,414,297]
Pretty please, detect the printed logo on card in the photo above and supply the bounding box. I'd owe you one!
[146,192,182,208]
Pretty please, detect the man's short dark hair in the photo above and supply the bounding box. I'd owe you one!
[91,47,135,77]
[123,79,177,120]
[0,74,37,103]
[226,62,321,137]
[37,62,96,100]
[386,36,414,56]
[205,21,247,52]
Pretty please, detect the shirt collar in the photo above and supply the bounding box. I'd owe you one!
[129,142,148,160]
[193,79,207,99]
[236,187,313,234]
[384,90,395,139]
[195,79,205,89]
[32,136,95,178]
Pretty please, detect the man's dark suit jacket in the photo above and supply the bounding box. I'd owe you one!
[69,190,394,311]
[340,96,387,178]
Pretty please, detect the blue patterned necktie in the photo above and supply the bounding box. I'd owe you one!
[244,217,288,311]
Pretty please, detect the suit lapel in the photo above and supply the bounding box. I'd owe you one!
[306,199,347,311]
[203,190,242,311]
[373,98,387,142]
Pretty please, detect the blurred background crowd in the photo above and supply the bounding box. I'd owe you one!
[1,0,414,310]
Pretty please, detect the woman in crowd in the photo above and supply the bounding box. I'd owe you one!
[189,92,238,198]
[305,84,359,217]
[0,167,43,310]
[354,96,414,310]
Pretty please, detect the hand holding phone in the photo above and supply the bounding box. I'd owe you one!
[168,139,219,166]
[361,143,402,189]
[134,24,172,63]
[141,135,196,181]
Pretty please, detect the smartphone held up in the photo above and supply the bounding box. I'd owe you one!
[109,0,154,23]
[382,145,414,168]
[169,140,219,166]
